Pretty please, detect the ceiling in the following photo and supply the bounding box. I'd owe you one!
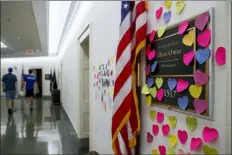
[1,1,48,58]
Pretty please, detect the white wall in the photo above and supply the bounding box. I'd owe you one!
[58,1,231,154]
[1,57,60,96]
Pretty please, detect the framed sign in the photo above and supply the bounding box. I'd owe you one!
[45,74,51,80]
[144,9,214,119]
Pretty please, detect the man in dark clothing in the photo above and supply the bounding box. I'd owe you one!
[2,67,18,113]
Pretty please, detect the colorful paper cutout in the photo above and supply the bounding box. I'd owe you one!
[164,1,172,9]
[152,149,159,155]
[151,61,158,73]
[190,137,202,151]
[178,96,188,110]
[148,49,156,60]
[167,148,176,155]
[157,112,164,124]
[189,85,202,98]
[142,84,150,94]
[194,70,209,86]
[195,12,209,31]
[186,116,198,131]
[168,78,177,90]
[168,116,177,129]
[162,124,170,136]
[215,46,226,65]
[155,77,163,89]
[176,79,189,92]
[178,20,189,35]
[202,127,219,142]
[150,87,157,99]
[193,99,208,114]
[152,124,159,136]
[146,95,152,107]
[147,132,153,143]
[168,134,178,148]
[157,89,164,101]
[178,149,191,155]
[183,50,195,66]
[203,145,218,155]
[145,64,151,75]
[195,48,211,64]
[176,1,186,14]
[148,78,154,87]
[149,30,156,42]
[163,11,171,23]
[178,130,188,144]
[150,109,156,121]
[158,145,166,155]
[156,7,163,19]
[158,26,166,38]
[182,29,195,46]
[197,29,211,47]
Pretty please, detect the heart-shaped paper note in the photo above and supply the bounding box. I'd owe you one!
[168,134,178,148]
[158,145,166,155]
[176,1,186,14]
[178,96,188,110]
[152,124,159,136]
[150,109,156,121]
[148,49,156,60]
[190,137,202,151]
[189,85,202,98]
[194,99,208,114]
[151,61,158,72]
[163,11,171,23]
[178,20,189,35]
[145,64,151,75]
[215,46,226,65]
[156,7,163,19]
[157,112,164,124]
[149,30,156,42]
[182,30,195,46]
[168,78,177,90]
[157,89,164,101]
[150,87,157,99]
[162,124,170,136]
[195,12,209,31]
[194,70,209,86]
[158,26,166,38]
[176,79,189,92]
[168,116,177,129]
[142,84,150,94]
[167,148,176,155]
[178,130,188,144]
[203,145,219,155]
[164,1,172,9]
[197,29,211,47]
[202,127,219,142]
[183,50,195,66]
[148,78,154,87]
[155,77,163,89]
[178,149,192,155]
[195,48,211,64]
[146,95,152,107]
[147,132,153,143]
[186,116,198,131]
[152,149,159,155]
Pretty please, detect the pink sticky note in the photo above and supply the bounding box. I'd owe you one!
[162,124,170,136]
[194,70,209,86]
[178,20,189,35]
[157,112,164,124]
[149,30,156,42]
[190,137,202,151]
[215,46,226,65]
[178,130,188,144]
[145,64,151,75]
[183,50,195,66]
[147,132,153,143]
[202,127,219,142]
[197,29,211,47]
[157,88,164,101]
[148,49,156,60]
[152,124,159,136]
[156,7,163,19]
[158,145,166,155]
[195,12,209,31]
[194,99,208,114]
[176,79,189,92]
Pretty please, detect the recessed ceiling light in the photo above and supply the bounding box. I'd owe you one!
[17,37,20,39]
[1,42,7,48]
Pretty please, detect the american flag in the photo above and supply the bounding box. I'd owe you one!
[112,1,147,155]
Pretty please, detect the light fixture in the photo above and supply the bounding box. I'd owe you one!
[17,37,20,39]
[1,41,7,48]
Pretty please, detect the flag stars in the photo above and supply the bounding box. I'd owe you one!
[123,3,129,9]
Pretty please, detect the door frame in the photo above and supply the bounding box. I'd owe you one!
[30,67,43,97]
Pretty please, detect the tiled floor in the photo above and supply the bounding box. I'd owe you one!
[0,97,89,154]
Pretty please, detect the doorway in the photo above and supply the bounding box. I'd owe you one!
[31,68,43,98]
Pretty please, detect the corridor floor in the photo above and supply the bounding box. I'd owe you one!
[0,97,89,154]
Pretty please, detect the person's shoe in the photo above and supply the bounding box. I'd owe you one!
[8,109,11,114]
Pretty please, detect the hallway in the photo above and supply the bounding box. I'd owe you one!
[0,97,88,154]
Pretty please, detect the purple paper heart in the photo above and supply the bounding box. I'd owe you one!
[195,12,209,31]
[147,78,154,87]
[168,78,177,90]
[151,61,157,73]
[178,96,188,110]
[195,48,211,64]
[163,11,171,23]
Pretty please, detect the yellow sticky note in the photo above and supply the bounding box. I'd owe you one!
[155,77,163,89]
[189,85,202,98]
[182,30,195,46]
[152,149,159,155]
[164,1,172,9]
[168,134,178,148]
[186,116,198,131]
[168,116,177,129]
[149,87,157,98]
[146,95,152,107]
[150,109,156,121]
[111,88,114,96]
[176,1,186,14]
[158,26,166,38]
[106,89,110,95]
[167,148,176,155]
[141,84,150,94]
[110,56,115,64]
[203,145,218,155]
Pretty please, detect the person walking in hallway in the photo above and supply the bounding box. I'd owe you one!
[21,69,39,111]
[1,67,18,113]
